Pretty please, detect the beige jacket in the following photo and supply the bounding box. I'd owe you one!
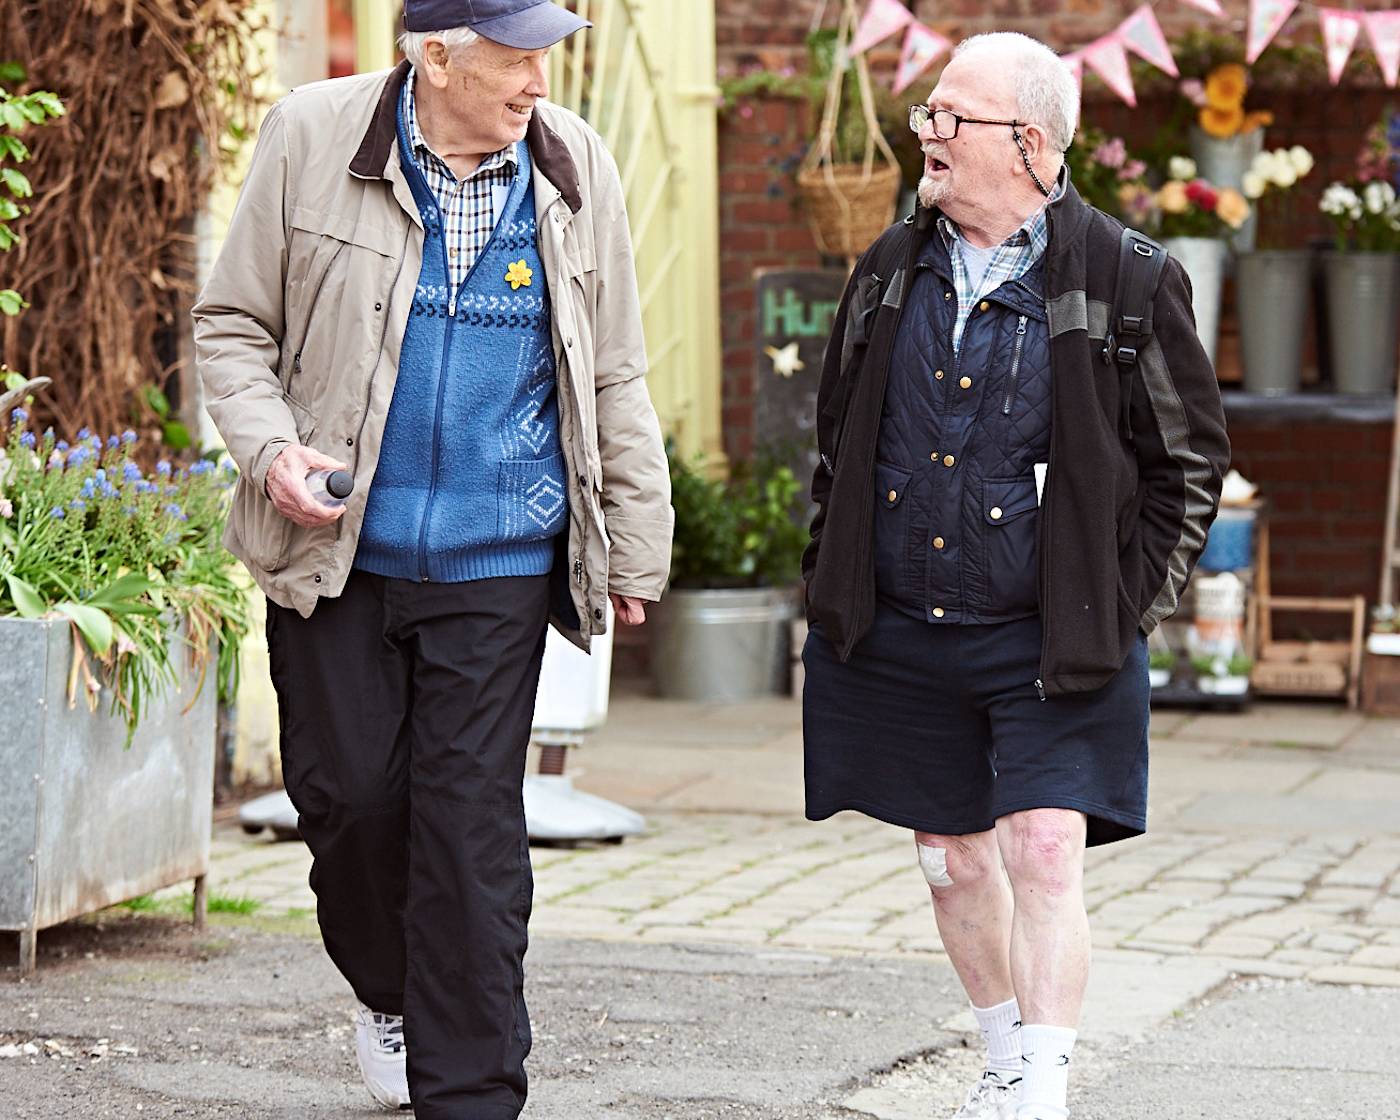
[193,63,673,649]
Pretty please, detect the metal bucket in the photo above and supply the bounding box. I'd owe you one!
[1237,250,1311,396]
[649,587,799,701]
[1189,126,1264,255]
[1163,236,1228,367]
[1324,252,1400,395]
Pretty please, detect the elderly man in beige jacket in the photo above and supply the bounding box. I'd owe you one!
[192,1,672,1116]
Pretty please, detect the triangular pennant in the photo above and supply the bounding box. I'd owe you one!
[1061,51,1084,93]
[1118,5,1179,78]
[849,0,914,57]
[892,22,952,96]
[1246,0,1300,65]
[1178,0,1226,17]
[1319,9,1364,86]
[1084,33,1136,106]
[1365,11,1400,88]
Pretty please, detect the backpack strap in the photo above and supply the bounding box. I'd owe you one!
[1102,226,1168,443]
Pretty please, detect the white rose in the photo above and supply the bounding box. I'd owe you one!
[1169,156,1197,182]
[1288,145,1314,177]
[1320,183,1359,217]
[1249,151,1273,178]
[1272,162,1297,189]
[1365,182,1389,214]
[1241,170,1267,199]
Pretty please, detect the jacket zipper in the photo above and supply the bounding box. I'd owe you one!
[286,245,345,389]
[1002,315,1029,415]
[416,194,513,580]
[1036,211,1056,699]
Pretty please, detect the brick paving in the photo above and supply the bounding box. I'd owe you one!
[191,694,1400,991]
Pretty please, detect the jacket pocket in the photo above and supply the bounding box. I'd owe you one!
[231,477,294,574]
[872,462,913,601]
[982,476,1040,616]
[497,451,569,541]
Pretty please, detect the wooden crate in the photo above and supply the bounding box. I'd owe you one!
[1362,651,1400,717]
[1252,659,1348,696]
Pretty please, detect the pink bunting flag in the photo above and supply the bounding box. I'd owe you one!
[1365,10,1400,88]
[849,0,914,57]
[1319,9,1364,86]
[1118,5,1178,78]
[1083,33,1136,107]
[1061,52,1084,93]
[1178,0,1225,17]
[892,22,952,96]
[1245,0,1299,65]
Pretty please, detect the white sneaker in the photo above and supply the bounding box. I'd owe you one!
[952,1070,1021,1119]
[354,1003,412,1111]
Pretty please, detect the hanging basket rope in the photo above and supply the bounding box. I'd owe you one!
[796,0,902,259]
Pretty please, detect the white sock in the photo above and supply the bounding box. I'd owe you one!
[971,997,1023,1082]
[1017,1024,1077,1120]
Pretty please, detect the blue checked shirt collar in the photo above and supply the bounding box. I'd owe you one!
[402,68,518,294]
[937,167,1065,352]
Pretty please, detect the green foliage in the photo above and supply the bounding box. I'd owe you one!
[0,64,64,315]
[1190,653,1253,678]
[1148,649,1178,672]
[668,444,807,590]
[0,405,249,745]
[141,382,193,451]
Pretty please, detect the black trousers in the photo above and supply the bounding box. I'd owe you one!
[266,569,550,1120]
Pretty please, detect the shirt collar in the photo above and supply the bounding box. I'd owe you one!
[937,164,1067,255]
[403,66,517,179]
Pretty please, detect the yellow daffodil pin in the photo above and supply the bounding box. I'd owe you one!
[505,259,533,290]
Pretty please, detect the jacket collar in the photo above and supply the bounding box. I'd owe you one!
[349,60,583,214]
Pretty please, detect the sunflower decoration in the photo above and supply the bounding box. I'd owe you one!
[1184,63,1273,141]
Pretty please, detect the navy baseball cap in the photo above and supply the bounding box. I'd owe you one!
[403,0,590,49]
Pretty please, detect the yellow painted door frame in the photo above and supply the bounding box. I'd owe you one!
[354,0,400,73]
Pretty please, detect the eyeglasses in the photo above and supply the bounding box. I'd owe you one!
[907,105,1024,140]
[907,104,1053,199]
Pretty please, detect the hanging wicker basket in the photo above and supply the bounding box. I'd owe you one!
[796,0,902,259]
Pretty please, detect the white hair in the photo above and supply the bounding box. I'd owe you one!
[397,25,480,69]
[953,32,1079,152]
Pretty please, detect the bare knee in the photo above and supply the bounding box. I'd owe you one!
[914,831,1000,898]
[999,810,1085,899]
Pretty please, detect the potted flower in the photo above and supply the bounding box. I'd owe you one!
[649,445,807,701]
[1236,145,1316,396]
[1150,157,1251,366]
[1191,653,1253,696]
[1064,127,1150,224]
[1180,60,1273,252]
[1317,108,1400,396]
[1148,648,1178,690]
[0,389,249,972]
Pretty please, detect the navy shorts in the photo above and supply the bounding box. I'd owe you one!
[802,607,1149,847]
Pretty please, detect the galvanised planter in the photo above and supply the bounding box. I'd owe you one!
[1237,249,1312,396]
[0,617,216,974]
[1323,251,1400,395]
[649,587,800,701]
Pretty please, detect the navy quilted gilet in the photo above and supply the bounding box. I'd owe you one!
[872,234,1052,624]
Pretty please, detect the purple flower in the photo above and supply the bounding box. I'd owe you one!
[76,428,90,441]
[156,460,171,476]
[47,452,64,471]
[122,429,137,445]
[189,460,214,475]
[55,440,68,452]
[49,506,65,519]
[106,435,119,450]
[80,478,97,498]
[94,468,106,483]
[164,503,188,521]
[69,498,85,511]
[66,445,91,467]
[123,462,142,482]
[10,408,26,424]
[100,482,118,499]
[88,436,102,451]
[19,431,36,448]
[1093,137,1127,170]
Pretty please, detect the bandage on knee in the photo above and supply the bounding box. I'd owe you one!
[917,842,954,887]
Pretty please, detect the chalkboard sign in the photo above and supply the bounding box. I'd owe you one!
[753,268,847,502]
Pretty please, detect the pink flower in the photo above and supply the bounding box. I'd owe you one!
[0,496,12,519]
[1118,159,1146,181]
[1093,136,1127,169]
[1179,78,1207,107]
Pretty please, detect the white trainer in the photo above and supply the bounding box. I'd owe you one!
[353,1003,412,1111]
[952,1070,1021,1119]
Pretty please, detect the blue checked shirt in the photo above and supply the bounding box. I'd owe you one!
[937,169,1065,353]
[402,68,517,304]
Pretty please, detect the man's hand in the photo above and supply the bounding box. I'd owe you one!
[265,445,350,528]
[609,593,647,626]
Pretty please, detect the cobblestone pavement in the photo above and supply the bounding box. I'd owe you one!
[192,694,1400,992]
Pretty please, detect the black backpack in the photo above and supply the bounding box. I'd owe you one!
[1103,226,1169,444]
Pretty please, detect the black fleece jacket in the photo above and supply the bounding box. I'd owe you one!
[803,181,1230,697]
